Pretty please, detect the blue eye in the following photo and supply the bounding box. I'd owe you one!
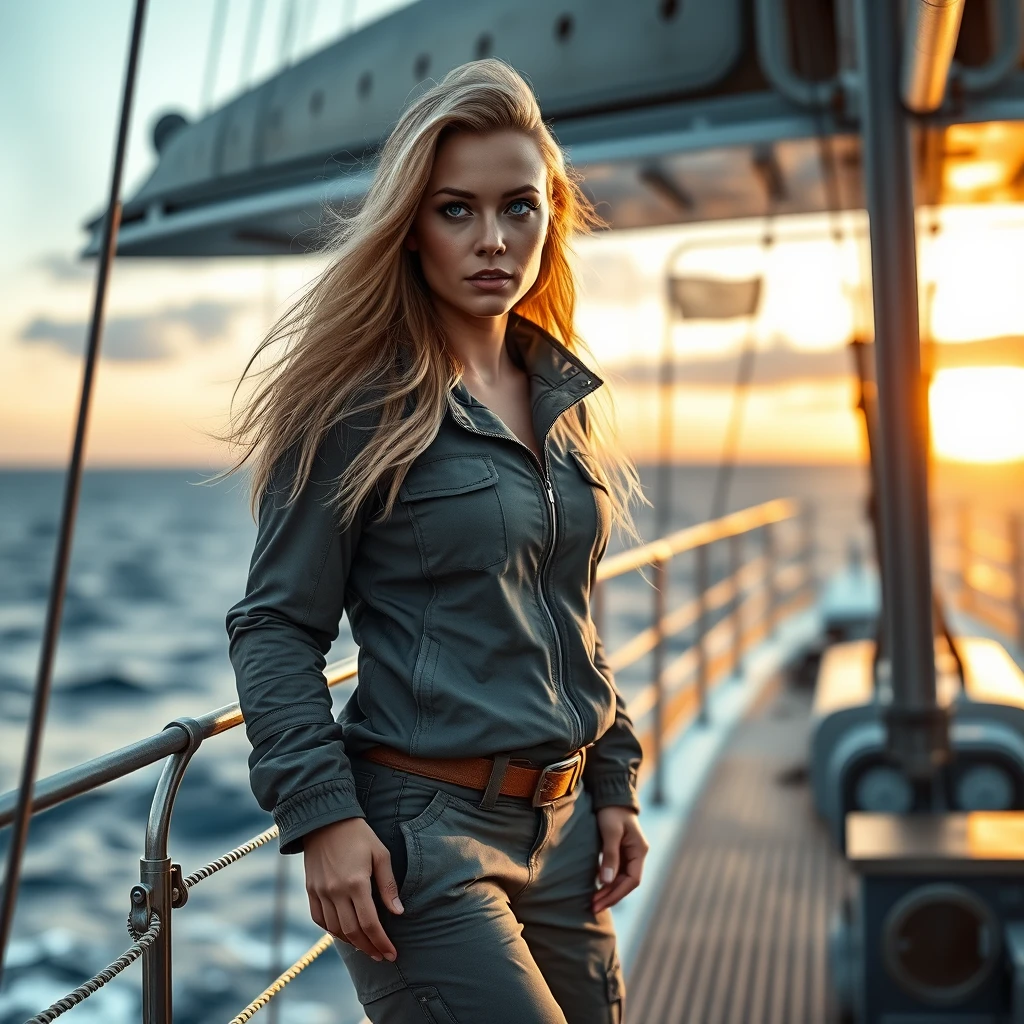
[508,199,536,216]
[442,202,469,218]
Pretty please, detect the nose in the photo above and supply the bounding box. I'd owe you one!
[474,213,506,257]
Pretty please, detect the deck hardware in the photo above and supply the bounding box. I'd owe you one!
[170,864,188,909]
[128,883,152,940]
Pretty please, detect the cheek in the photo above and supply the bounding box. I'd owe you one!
[520,217,549,283]
[417,224,462,288]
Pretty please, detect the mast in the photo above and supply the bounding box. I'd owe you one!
[855,0,949,777]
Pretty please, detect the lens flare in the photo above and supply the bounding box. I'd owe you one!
[929,366,1024,463]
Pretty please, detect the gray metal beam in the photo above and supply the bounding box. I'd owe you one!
[901,0,966,113]
[856,0,949,777]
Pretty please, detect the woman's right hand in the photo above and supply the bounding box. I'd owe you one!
[303,817,405,962]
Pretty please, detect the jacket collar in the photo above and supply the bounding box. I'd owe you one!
[449,312,603,443]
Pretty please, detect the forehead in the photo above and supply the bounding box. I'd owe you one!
[427,130,547,194]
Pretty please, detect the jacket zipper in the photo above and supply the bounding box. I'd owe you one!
[541,472,585,749]
[449,397,588,749]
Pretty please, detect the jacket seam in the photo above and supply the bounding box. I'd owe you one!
[247,700,330,729]
[302,527,336,627]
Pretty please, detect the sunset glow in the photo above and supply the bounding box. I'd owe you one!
[930,366,1024,463]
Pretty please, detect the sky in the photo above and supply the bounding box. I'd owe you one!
[2,0,1024,468]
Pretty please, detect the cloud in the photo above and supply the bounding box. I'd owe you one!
[19,299,243,362]
[612,342,853,387]
[35,253,95,282]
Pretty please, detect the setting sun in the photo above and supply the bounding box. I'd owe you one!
[930,366,1024,463]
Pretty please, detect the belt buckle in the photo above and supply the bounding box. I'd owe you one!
[531,750,585,807]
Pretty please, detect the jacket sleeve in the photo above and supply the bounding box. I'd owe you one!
[583,629,643,813]
[225,421,372,855]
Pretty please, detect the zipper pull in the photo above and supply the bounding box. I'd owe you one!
[545,479,555,504]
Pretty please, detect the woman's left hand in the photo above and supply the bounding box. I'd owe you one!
[592,806,649,914]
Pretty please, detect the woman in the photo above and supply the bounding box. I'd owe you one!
[223,59,649,1024]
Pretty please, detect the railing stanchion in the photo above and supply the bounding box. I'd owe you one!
[141,718,203,1024]
[958,503,972,613]
[651,557,667,805]
[696,543,710,723]
[802,501,817,596]
[1012,512,1024,652]
[729,532,743,678]
[764,522,778,637]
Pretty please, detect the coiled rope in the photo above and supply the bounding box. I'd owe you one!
[22,913,162,1024]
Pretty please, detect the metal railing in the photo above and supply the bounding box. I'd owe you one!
[934,505,1024,649]
[594,498,815,804]
[0,498,815,1023]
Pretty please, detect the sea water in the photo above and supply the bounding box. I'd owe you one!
[0,463,869,1023]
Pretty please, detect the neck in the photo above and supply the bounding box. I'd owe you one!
[435,301,514,388]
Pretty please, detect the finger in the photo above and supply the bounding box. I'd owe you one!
[316,893,346,944]
[354,887,398,962]
[336,897,383,962]
[597,826,622,886]
[592,873,639,912]
[307,892,330,935]
[372,848,405,915]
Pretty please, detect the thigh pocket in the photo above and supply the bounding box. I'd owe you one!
[399,455,507,576]
[605,949,625,1021]
[409,984,460,1023]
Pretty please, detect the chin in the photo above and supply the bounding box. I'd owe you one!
[457,294,518,319]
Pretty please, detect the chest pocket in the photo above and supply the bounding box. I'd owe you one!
[569,448,612,538]
[399,454,508,576]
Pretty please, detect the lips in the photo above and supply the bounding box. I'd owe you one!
[467,270,512,280]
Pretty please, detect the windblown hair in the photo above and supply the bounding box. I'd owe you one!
[216,58,644,537]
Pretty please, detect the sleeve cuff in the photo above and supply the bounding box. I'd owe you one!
[273,778,366,855]
[584,770,640,814]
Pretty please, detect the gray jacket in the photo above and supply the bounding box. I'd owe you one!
[226,312,643,854]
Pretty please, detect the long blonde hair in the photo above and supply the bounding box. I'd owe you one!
[217,58,644,537]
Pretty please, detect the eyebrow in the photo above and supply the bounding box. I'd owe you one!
[431,184,541,199]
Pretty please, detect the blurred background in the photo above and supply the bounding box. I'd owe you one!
[3,1,1024,1022]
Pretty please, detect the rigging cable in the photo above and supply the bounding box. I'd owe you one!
[0,0,150,985]
[239,0,266,89]
[200,0,229,114]
[708,209,774,521]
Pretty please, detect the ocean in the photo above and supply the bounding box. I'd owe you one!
[0,459,913,1023]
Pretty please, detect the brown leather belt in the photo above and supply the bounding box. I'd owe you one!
[361,744,587,807]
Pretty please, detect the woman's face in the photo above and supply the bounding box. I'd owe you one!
[405,129,550,321]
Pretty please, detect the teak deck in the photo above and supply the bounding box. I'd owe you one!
[626,681,851,1024]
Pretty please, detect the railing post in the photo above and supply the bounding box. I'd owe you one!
[141,718,203,1024]
[958,503,972,613]
[763,522,778,637]
[651,558,667,806]
[593,578,606,646]
[696,543,710,724]
[802,501,817,595]
[729,531,744,678]
[1011,512,1024,652]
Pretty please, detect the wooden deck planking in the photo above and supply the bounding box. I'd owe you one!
[625,682,852,1024]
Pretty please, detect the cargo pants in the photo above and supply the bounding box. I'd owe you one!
[333,751,626,1023]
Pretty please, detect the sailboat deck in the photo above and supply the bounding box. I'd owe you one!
[625,680,851,1024]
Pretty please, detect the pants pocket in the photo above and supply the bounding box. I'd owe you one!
[396,788,450,910]
[605,949,625,1022]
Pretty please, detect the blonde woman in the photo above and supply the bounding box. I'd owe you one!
[224,59,648,1024]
